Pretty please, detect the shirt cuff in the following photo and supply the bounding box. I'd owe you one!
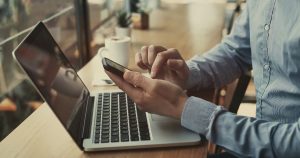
[181,96,220,135]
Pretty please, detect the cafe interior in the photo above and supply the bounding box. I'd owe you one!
[0,0,256,157]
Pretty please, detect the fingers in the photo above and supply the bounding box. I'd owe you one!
[151,48,182,78]
[105,70,144,99]
[147,45,166,65]
[140,46,150,68]
[135,52,148,70]
[123,70,152,91]
[167,59,186,71]
[109,70,153,107]
[135,45,167,70]
[123,71,179,113]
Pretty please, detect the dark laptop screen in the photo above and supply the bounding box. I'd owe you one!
[13,22,88,147]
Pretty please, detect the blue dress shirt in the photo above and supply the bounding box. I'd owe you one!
[181,1,300,157]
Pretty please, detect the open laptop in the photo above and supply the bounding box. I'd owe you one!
[12,22,201,151]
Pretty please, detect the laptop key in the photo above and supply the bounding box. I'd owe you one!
[111,120,118,124]
[121,130,128,134]
[131,129,138,135]
[130,123,137,128]
[141,136,150,140]
[103,115,109,120]
[101,138,109,143]
[102,126,109,131]
[103,122,109,126]
[131,135,139,141]
[102,132,109,137]
[111,131,119,136]
[111,127,119,132]
[121,126,128,131]
[111,137,119,142]
[121,135,129,142]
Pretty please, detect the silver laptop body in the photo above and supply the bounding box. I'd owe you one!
[12,22,201,151]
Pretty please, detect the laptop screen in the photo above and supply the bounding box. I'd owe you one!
[13,22,88,147]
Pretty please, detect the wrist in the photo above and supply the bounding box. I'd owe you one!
[173,93,188,120]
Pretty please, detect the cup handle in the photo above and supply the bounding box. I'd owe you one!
[97,47,108,59]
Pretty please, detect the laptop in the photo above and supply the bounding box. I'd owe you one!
[12,22,201,151]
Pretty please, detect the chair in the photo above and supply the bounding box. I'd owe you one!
[216,71,252,112]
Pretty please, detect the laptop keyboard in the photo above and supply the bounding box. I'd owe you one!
[94,92,150,144]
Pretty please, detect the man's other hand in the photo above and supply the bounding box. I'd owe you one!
[135,45,189,89]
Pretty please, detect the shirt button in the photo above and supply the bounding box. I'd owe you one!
[264,24,270,31]
[264,64,270,70]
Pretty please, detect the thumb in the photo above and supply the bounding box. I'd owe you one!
[123,70,151,90]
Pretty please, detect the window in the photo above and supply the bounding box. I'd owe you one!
[88,0,123,57]
[0,0,117,141]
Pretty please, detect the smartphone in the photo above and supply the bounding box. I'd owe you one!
[102,57,130,78]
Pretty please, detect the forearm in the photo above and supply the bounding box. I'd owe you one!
[181,97,300,158]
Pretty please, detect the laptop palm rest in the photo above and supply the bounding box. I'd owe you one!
[151,114,177,122]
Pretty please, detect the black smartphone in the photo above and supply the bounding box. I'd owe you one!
[102,57,130,78]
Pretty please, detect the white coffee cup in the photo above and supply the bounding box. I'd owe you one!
[98,36,131,66]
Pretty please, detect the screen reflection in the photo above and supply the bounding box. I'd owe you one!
[14,23,88,143]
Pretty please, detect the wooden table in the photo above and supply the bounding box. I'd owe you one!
[0,2,226,157]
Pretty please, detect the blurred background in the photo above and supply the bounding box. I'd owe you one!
[0,0,116,141]
[0,0,168,142]
[0,0,248,141]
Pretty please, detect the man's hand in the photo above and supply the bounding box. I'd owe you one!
[135,45,189,89]
[105,70,188,119]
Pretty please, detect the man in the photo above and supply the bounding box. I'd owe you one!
[106,1,300,157]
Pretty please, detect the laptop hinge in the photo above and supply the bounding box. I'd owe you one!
[81,96,95,140]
